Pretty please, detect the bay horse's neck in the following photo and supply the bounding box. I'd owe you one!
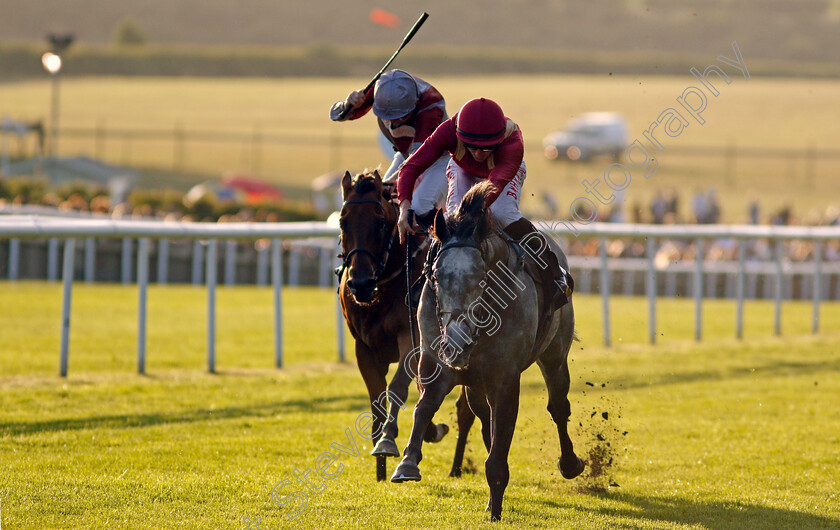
[372,197,409,288]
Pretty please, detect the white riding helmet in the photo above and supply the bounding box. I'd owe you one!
[373,70,419,120]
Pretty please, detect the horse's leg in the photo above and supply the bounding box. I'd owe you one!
[465,385,492,453]
[485,377,521,522]
[395,333,450,446]
[391,358,454,483]
[355,342,390,481]
[448,386,476,477]
[371,353,412,457]
[537,351,585,480]
[465,385,493,510]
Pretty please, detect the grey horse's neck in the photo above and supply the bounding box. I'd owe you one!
[479,232,518,272]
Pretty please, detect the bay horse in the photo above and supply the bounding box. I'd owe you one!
[337,170,475,481]
[391,180,585,520]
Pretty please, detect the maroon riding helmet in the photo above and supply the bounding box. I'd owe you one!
[455,97,506,147]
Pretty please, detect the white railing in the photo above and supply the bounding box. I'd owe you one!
[1,215,838,375]
[0,215,343,376]
[532,221,839,346]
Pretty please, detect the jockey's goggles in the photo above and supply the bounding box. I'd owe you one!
[463,142,497,153]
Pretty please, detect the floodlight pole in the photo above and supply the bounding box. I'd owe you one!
[43,33,73,158]
[49,68,60,157]
[41,52,63,158]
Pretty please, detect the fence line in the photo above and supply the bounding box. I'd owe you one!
[59,124,840,160]
[53,124,840,178]
[1,215,838,376]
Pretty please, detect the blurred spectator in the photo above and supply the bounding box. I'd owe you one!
[542,191,558,218]
[651,191,667,224]
[691,188,708,224]
[90,194,111,213]
[826,205,839,226]
[605,189,626,223]
[706,188,721,224]
[771,205,792,226]
[631,201,644,224]
[692,187,721,224]
[664,188,679,217]
[748,199,760,225]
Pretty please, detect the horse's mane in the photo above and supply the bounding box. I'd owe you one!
[446,180,499,242]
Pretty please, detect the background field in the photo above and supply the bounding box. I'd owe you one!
[4,0,839,64]
[1,282,839,528]
[2,74,839,223]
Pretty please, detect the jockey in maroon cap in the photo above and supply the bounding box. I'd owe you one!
[398,97,571,311]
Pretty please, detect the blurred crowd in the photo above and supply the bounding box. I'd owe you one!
[564,231,840,265]
[3,181,838,265]
[632,187,839,228]
[555,187,840,264]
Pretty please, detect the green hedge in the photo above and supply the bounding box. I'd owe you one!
[2,42,839,80]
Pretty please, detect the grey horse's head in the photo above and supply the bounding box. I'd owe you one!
[429,181,502,370]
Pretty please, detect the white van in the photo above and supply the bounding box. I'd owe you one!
[543,112,628,162]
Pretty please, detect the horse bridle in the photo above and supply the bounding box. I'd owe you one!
[430,234,525,349]
[429,239,487,347]
[336,198,399,286]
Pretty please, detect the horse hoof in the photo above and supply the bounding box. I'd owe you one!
[559,456,585,479]
[449,467,462,478]
[485,500,502,521]
[390,459,422,483]
[425,423,449,443]
[371,437,400,457]
[436,423,450,440]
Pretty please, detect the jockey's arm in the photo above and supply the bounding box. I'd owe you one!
[329,88,374,121]
[382,142,421,183]
[393,143,426,243]
[397,199,414,244]
[382,151,405,184]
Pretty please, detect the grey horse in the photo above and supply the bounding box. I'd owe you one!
[391,180,585,521]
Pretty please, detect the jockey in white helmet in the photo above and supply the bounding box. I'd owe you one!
[330,69,449,228]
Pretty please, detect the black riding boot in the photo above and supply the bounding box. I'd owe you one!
[406,210,439,308]
[502,217,572,311]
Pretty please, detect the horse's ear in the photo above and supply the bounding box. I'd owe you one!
[372,170,383,195]
[341,171,353,200]
[433,208,450,243]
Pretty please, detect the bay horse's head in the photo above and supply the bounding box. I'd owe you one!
[339,169,398,304]
[430,180,501,369]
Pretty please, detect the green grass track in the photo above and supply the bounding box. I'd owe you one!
[1,282,838,528]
